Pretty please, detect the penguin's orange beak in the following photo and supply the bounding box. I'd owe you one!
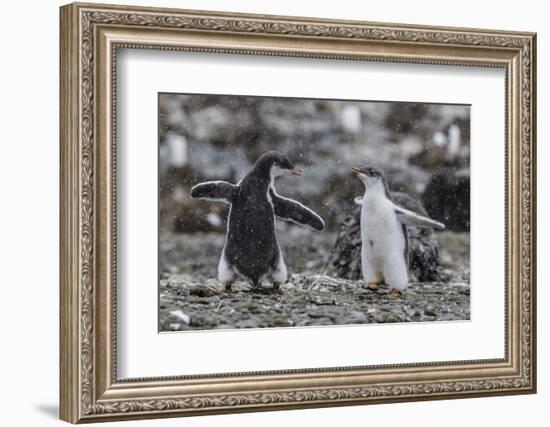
[351,167,364,175]
[289,168,302,176]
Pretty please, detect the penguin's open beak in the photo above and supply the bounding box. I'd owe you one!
[351,167,365,175]
[288,167,302,176]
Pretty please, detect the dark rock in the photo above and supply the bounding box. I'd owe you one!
[394,193,443,282]
[324,213,363,281]
[423,168,470,231]
[371,310,389,323]
[325,192,443,282]
[385,314,402,323]
[424,304,438,317]
[310,295,335,305]
[164,274,226,298]
[190,314,219,328]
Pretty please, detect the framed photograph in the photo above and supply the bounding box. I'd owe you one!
[60,2,537,423]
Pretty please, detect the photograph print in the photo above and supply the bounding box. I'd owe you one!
[158,93,470,332]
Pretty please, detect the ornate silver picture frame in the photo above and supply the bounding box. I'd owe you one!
[60,2,536,423]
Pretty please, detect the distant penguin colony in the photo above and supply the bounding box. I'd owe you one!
[191,151,445,295]
[191,151,325,291]
[351,165,445,295]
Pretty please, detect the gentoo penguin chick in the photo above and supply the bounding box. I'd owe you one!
[351,165,445,295]
[191,151,325,292]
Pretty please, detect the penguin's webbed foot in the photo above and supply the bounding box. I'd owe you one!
[363,282,381,291]
[388,288,403,297]
[272,282,283,293]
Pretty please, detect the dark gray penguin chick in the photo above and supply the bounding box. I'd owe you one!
[191,151,325,291]
[352,165,445,295]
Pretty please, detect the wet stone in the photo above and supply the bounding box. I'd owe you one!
[371,311,389,323]
[424,304,438,317]
[310,295,335,305]
[190,314,219,328]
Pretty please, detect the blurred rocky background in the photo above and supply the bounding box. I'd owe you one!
[159,94,470,234]
[158,94,471,331]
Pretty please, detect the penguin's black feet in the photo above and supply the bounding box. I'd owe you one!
[223,282,233,292]
[363,282,381,291]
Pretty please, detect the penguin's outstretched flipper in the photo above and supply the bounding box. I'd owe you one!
[269,189,324,231]
[191,181,238,204]
[394,204,445,230]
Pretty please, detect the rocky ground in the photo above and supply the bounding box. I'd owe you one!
[159,230,470,331]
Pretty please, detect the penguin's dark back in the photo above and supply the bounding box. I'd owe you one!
[225,174,279,282]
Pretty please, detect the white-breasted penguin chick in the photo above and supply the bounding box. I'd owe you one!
[191,151,325,291]
[351,165,445,295]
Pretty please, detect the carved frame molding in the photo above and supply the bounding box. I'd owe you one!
[60,2,536,423]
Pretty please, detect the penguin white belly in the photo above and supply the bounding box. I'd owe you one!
[360,197,408,290]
